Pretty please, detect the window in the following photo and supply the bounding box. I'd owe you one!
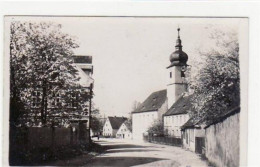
[32,90,41,108]
[170,72,172,78]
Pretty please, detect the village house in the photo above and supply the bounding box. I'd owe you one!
[132,89,168,140]
[116,121,132,139]
[181,117,206,154]
[71,55,94,128]
[103,116,127,138]
[164,95,191,138]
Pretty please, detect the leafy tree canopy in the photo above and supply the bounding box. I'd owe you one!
[10,21,91,126]
[188,30,240,123]
[147,120,164,136]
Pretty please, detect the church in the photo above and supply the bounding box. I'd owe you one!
[132,28,191,140]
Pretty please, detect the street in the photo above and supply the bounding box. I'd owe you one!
[86,138,209,167]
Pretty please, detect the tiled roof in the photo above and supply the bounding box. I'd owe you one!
[164,94,193,116]
[123,121,132,132]
[132,89,167,113]
[181,117,204,130]
[73,55,92,64]
[108,117,127,130]
[181,118,196,130]
[181,106,240,130]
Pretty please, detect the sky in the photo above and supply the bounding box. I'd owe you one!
[7,17,245,117]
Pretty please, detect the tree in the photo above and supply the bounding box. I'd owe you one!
[10,21,89,126]
[189,30,240,123]
[89,103,103,133]
[147,120,164,136]
[131,100,141,112]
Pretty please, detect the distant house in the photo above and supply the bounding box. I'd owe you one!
[103,116,127,138]
[204,106,240,167]
[132,89,168,140]
[163,95,192,138]
[116,122,132,139]
[181,117,205,154]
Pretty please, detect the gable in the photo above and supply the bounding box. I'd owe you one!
[103,119,112,130]
[117,123,131,134]
[108,117,127,130]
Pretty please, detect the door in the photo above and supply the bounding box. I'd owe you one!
[195,137,205,154]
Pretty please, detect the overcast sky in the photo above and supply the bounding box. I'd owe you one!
[8,17,244,117]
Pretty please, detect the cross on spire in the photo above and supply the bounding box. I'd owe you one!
[177,27,180,39]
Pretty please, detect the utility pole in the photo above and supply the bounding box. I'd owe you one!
[88,84,93,145]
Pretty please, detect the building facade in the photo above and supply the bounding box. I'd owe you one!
[116,122,132,139]
[181,118,205,153]
[132,89,168,140]
[163,95,192,138]
[103,116,127,137]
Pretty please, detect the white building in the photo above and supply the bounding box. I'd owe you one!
[116,122,132,139]
[71,55,94,129]
[163,95,191,138]
[132,89,168,140]
[181,118,205,153]
[103,116,127,138]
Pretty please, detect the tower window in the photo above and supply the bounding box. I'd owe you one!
[170,72,172,78]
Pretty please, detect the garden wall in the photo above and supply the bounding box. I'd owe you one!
[205,113,240,167]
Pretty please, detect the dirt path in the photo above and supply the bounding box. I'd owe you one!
[86,138,209,167]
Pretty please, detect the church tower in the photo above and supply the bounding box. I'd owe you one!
[167,28,188,109]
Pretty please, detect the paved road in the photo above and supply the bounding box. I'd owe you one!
[87,138,208,167]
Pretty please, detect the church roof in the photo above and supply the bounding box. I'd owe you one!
[108,116,127,130]
[132,89,167,113]
[164,94,194,116]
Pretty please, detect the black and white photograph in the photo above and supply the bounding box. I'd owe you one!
[4,16,247,166]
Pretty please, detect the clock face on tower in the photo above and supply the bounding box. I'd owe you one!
[180,66,187,72]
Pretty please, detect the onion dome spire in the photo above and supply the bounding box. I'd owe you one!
[167,27,188,68]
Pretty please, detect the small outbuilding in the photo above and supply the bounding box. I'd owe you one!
[181,117,205,154]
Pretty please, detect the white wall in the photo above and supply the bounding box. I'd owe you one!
[164,114,189,138]
[116,123,132,139]
[167,66,187,109]
[205,113,240,167]
[182,128,205,152]
[167,67,177,109]
[102,119,113,137]
[132,111,158,140]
